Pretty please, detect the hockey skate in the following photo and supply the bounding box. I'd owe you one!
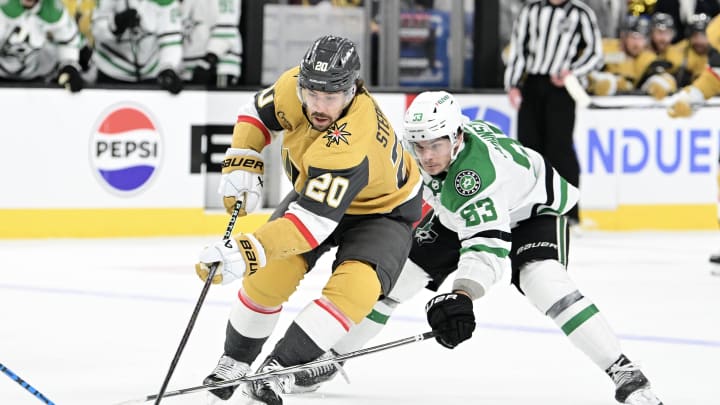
[287,350,347,394]
[241,356,293,405]
[607,355,663,405]
[204,354,251,402]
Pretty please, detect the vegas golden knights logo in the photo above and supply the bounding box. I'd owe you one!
[323,122,352,147]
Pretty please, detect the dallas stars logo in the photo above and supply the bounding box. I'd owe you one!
[454,169,481,196]
[414,219,438,245]
[323,122,351,147]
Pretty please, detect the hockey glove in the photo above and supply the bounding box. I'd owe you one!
[219,148,264,215]
[196,234,267,285]
[113,8,140,37]
[641,72,677,100]
[667,85,705,118]
[157,69,183,95]
[588,72,633,96]
[425,293,476,349]
[57,65,83,93]
[191,52,219,85]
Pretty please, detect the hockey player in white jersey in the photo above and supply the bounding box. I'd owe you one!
[291,91,664,405]
[0,0,83,92]
[179,0,241,87]
[91,0,183,94]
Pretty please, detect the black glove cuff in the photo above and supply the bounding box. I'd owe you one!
[58,65,83,92]
[157,69,183,95]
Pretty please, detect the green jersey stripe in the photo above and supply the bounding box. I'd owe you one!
[460,244,510,258]
[557,176,569,214]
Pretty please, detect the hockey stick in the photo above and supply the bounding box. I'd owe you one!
[563,75,669,110]
[117,330,435,404]
[0,362,56,405]
[152,197,247,404]
[564,74,592,109]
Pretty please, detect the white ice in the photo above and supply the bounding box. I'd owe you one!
[1,230,719,405]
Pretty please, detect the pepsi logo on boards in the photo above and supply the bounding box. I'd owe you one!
[90,105,162,195]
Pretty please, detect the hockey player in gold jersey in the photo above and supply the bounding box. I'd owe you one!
[588,16,656,97]
[670,13,712,87]
[666,14,720,118]
[194,35,422,405]
[640,12,680,100]
[665,15,720,272]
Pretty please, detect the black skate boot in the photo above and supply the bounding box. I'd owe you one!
[242,356,292,405]
[288,350,347,393]
[606,355,663,405]
[204,354,251,401]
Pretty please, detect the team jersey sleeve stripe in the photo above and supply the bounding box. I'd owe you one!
[557,177,569,214]
[468,229,512,242]
[454,245,509,298]
[237,115,271,146]
[708,65,720,82]
[283,211,320,249]
[253,87,285,131]
[460,244,510,259]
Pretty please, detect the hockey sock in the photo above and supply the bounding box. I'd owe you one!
[521,260,622,370]
[224,288,282,363]
[332,298,397,354]
[274,297,353,365]
[333,258,429,354]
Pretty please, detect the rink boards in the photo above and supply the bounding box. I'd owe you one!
[0,88,717,237]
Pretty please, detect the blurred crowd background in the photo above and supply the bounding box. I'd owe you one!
[0,0,717,98]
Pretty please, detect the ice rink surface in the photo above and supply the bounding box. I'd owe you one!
[1,230,719,405]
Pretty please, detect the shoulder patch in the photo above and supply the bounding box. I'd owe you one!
[454,169,481,196]
[1,0,24,18]
[38,0,63,23]
[322,122,352,147]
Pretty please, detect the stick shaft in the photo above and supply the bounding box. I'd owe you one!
[0,362,55,405]
[119,331,434,404]
[152,200,244,404]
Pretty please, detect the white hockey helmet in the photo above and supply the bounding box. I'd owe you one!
[404,91,467,142]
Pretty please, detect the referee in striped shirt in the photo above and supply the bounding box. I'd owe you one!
[504,0,602,225]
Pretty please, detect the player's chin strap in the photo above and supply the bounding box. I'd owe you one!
[115,331,435,405]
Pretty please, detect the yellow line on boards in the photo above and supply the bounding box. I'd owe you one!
[1,203,716,238]
[0,208,271,238]
[581,204,718,230]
